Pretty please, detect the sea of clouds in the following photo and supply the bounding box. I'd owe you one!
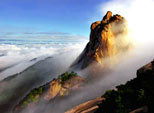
[0,0,154,113]
[0,38,88,80]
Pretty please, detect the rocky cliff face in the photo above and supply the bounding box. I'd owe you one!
[71,11,130,69]
[13,72,84,113]
[44,75,84,100]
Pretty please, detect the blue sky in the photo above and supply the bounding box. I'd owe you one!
[0,0,109,39]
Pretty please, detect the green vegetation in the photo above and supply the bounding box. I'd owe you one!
[21,86,43,108]
[58,71,78,84]
[96,70,154,113]
[20,71,78,108]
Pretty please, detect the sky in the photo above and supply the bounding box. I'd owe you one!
[0,0,109,39]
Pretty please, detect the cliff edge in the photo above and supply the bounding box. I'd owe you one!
[71,11,130,69]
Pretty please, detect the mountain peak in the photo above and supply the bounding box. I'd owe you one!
[71,11,130,70]
[102,11,112,22]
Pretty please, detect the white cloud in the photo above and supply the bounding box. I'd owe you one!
[100,0,154,46]
[0,41,87,80]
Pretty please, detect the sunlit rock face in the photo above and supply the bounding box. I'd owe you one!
[13,72,84,113]
[44,79,62,100]
[45,75,84,100]
[71,11,130,69]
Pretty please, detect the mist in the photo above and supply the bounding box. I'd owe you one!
[18,33,154,113]
[18,49,153,113]
[18,0,154,113]
[0,0,154,113]
[0,42,87,113]
[0,42,87,80]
